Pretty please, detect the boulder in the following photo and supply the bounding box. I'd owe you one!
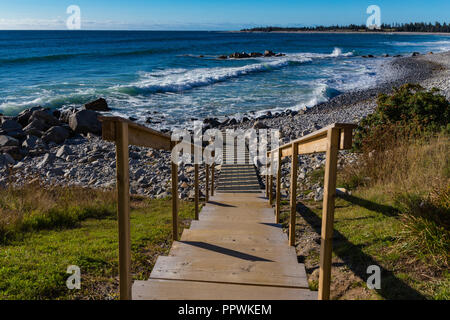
[84,98,110,112]
[42,126,70,144]
[203,117,221,128]
[412,52,420,57]
[253,120,268,129]
[59,108,76,124]
[0,135,19,147]
[218,55,228,60]
[0,146,24,160]
[22,135,39,149]
[23,118,47,137]
[29,109,60,128]
[264,50,275,57]
[250,52,263,57]
[69,110,101,135]
[0,119,22,133]
[0,153,15,167]
[16,106,42,127]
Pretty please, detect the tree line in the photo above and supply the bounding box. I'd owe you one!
[241,22,450,33]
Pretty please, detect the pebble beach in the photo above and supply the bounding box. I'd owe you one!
[1,51,449,200]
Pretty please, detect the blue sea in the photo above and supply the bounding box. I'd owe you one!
[1,31,449,128]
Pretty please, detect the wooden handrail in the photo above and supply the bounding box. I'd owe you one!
[265,123,356,301]
[99,116,210,300]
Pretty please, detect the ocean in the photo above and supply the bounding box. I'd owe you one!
[1,31,449,129]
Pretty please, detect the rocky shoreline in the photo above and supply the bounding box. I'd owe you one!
[1,51,449,200]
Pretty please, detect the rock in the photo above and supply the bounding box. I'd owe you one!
[56,145,72,158]
[218,55,228,59]
[22,135,39,149]
[412,52,420,57]
[253,120,268,129]
[264,50,275,57]
[42,126,70,144]
[84,98,110,111]
[59,108,76,124]
[23,119,47,136]
[0,153,15,167]
[229,52,250,59]
[0,146,24,160]
[314,187,324,202]
[37,153,55,169]
[29,109,60,127]
[250,52,263,57]
[69,110,101,135]
[203,118,221,128]
[0,119,22,133]
[0,135,19,147]
[16,106,42,126]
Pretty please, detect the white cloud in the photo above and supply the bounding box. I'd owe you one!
[0,18,244,30]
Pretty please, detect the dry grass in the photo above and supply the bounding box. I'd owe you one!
[339,133,450,271]
[0,181,116,243]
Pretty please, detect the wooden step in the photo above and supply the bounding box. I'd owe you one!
[133,279,317,300]
[150,256,309,289]
[180,228,288,245]
[169,240,297,262]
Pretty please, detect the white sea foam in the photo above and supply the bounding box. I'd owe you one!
[115,57,312,95]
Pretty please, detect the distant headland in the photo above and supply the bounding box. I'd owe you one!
[240,22,450,33]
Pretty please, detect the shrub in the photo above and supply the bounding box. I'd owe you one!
[354,84,450,151]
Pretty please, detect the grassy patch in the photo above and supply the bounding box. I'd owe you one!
[0,189,194,300]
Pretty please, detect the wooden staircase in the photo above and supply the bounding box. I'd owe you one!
[133,133,316,300]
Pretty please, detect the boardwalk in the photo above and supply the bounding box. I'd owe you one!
[133,134,316,300]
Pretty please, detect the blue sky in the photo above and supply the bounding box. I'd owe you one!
[0,0,449,30]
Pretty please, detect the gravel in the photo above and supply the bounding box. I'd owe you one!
[2,51,449,200]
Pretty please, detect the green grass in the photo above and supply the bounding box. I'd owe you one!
[0,197,194,300]
[289,185,449,300]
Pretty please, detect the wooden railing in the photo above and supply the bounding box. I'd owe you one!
[99,116,214,300]
[265,123,356,300]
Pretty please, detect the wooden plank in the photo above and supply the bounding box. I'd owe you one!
[133,279,317,300]
[150,256,309,289]
[340,127,354,150]
[211,163,215,197]
[275,123,357,157]
[169,240,297,261]
[276,149,281,223]
[318,127,340,300]
[115,121,132,300]
[171,154,179,241]
[194,164,199,220]
[180,229,289,245]
[289,143,298,246]
[205,164,209,202]
[100,116,171,150]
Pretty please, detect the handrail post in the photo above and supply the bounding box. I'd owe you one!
[269,152,274,205]
[211,151,215,197]
[275,149,281,223]
[289,142,298,246]
[265,152,269,198]
[318,128,340,300]
[115,121,132,300]
[194,164,199,220]
[205,164,209,202]
[171,143,179,241]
